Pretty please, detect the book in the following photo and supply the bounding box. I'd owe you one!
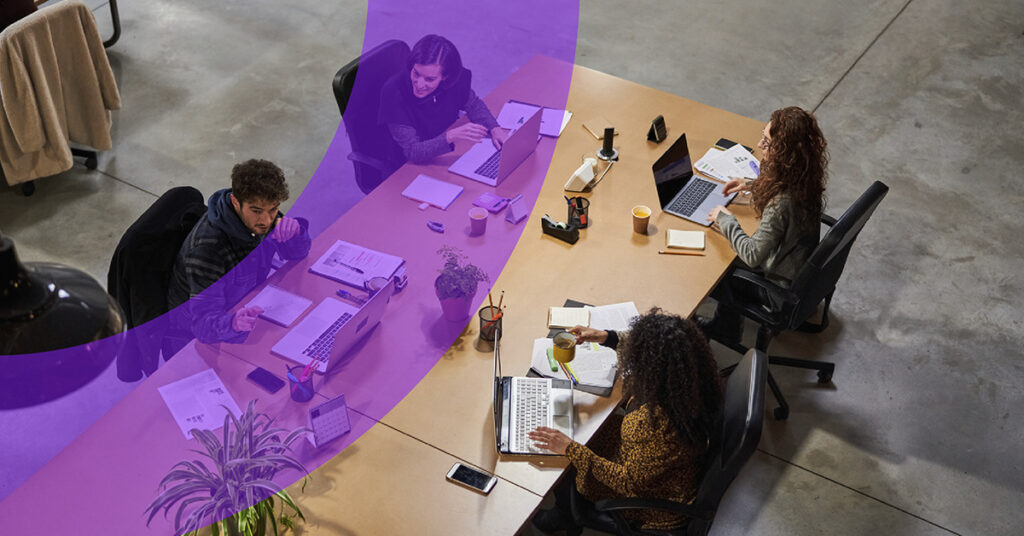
[245,285,312,327]
[547,306,590,329]
[666,229,706,251]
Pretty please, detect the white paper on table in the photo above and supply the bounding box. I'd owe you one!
[694,148,728,181]
[496,100,571,137]
[245,285,312,327]
[586,302,640,332]
[158,369,242,439]
[717,144,760,179]
[530,338,618,389]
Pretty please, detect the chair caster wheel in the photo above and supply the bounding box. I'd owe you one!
[773,406,789,420]
[85,155,98,170]
[21,181,36,196]
[817,370,833,384]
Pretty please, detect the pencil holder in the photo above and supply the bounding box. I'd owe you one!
[568,196,590,228]
[288,365,315,402]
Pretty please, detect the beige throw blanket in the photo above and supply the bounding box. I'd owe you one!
[0,0,121,185]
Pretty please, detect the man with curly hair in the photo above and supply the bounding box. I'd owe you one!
[167,159,310,346]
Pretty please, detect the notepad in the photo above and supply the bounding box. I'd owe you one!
[245,285,312,327]
[581,116,617,139]
[401,174,463,210]
[548,307,590,329]
[666,229,706,251]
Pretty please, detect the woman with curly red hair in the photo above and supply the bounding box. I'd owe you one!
[699,106,829,341]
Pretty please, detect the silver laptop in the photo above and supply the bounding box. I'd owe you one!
[653,133,736,226]
[271,278,395,374]
[448,108,542,186]
[492,328,573,455]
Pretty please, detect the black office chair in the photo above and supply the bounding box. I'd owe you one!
[713,181,889,420]
[332,40,409,194]
[565,349,767,536]
[107,186,205,381]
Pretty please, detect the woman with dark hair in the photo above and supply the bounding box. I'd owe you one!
[699,106,829,340]
[378,34,506,166]
[528,309,723,532]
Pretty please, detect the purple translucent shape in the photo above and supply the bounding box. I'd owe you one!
[0,0,579,533]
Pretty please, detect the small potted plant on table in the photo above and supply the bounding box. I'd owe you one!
[435,245,489,322]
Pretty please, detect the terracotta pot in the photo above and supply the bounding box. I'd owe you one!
[435,276,475,322]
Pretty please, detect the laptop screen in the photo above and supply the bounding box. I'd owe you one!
[492,328,502,452]
[652,134,694,209]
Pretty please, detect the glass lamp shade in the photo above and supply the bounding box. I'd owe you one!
[1,237,126,408]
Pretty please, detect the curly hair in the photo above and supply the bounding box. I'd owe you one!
[230,159,289,205]
[752,107,828,232]
[619,308,723,455]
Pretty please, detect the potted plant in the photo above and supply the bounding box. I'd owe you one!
[435,245,489,321]
[145,401,310,536]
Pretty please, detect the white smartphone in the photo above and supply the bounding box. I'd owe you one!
[445,463,497,494]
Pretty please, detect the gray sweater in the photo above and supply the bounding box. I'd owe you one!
[387,89,499,164]
[716,194,817,287]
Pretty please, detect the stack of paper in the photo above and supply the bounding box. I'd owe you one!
[401,174,464,210]
[530,338,618,389]
[496,100,572,137]
[694,144,760,182]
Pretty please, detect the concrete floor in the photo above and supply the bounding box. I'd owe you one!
[1,0,1022,534]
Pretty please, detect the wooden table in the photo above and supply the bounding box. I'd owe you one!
[0,57,763,535]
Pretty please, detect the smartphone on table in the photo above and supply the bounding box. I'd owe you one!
[247,367,285,394]
[445,463,497,494]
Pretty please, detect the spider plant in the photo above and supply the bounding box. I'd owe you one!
[145,401,310,536]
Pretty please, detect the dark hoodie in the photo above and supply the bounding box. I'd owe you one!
[167,189,310,344]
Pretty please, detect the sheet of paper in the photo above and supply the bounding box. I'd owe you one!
[541,108,572,137]
[401,174,463,210]
[245,285,312,327]
[497,101,571,137]
[158,369,242,439]
[694,145,760,181]
[310,240,404,288]
[530,338,618,388]
[548,307,590,328]
[585,302,640,332]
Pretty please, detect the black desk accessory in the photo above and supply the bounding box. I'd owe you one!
[648,115,667,143]
[541,215,579,244]
[597,127,619,161]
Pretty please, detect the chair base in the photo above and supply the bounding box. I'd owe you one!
[717,331,834,421]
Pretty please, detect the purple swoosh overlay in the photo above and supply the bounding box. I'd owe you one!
[0,0,579,533]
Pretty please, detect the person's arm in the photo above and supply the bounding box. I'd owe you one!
[271,216,311,261]
[182,246,248,344]
[463,89,499,130]
[387,123,453,164]
[564,406,677,496]
[716,199,788,269]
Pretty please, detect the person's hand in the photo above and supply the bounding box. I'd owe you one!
[271,216,300,242]
[569,325,608,344]
[723,178,752,196]
[707,205,732,224]
[232,306,263,332]
[445,123,489,144]
[528,427,573,455]
[490,127,508,149]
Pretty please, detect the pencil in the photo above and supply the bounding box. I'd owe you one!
[658,249,704,256]
[497,290,504,310]
[488,291,494,310]
[558,362,576,385]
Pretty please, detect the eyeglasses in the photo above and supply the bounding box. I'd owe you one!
[758,134,771,148]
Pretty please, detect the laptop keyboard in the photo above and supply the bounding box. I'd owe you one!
[511,378,551,453]
[301,312,353,368]
[667,180,716,217]
[474,149,502,179]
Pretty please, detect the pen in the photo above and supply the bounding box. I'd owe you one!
[564,361,579,383]
[658,250,705,256]
[558,362,578,386]
[287,368,300,393]
[563,195,572,205]
[338,261,364,274]
[337,288,367,305]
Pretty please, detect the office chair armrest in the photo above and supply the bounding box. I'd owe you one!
[729,268,797,307]
[347,151,389,173]
[594,497,714,521]
[821,213,837,227]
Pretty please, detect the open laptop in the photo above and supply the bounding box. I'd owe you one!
[448,108,542,186]
[653,133,736,226]
[271,278,395,374]
[492,328,574,455]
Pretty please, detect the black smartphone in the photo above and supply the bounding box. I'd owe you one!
[714,137,754,154]
[247,367,285,394]
[446,463,497,494]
